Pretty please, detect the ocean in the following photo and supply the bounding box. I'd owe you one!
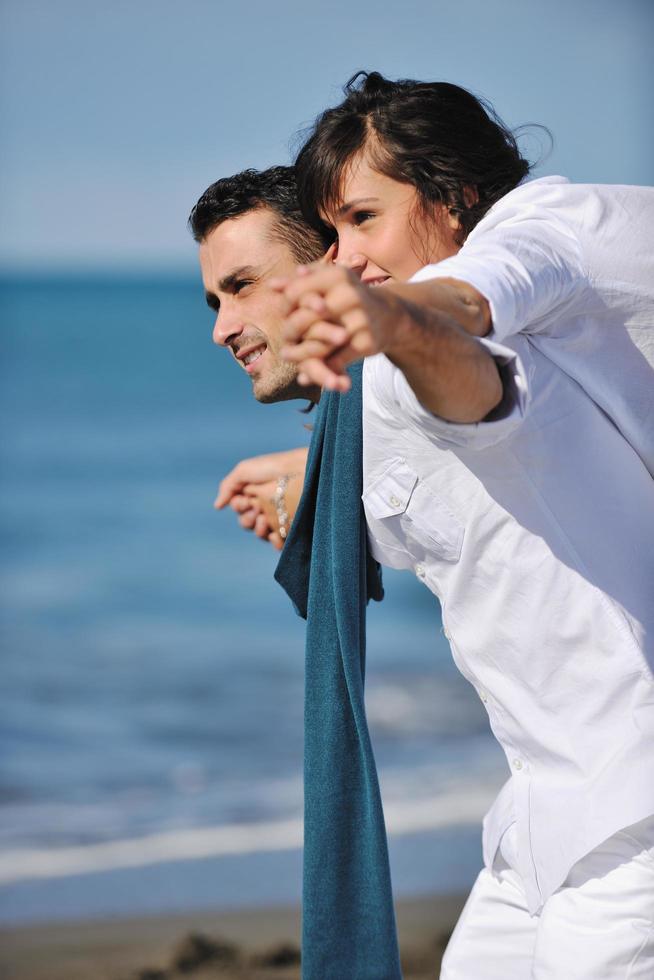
[0,277,507,924]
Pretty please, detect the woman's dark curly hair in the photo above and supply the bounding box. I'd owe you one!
[295,71,532,245]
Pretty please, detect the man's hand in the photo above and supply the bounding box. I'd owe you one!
[215,448,309,550]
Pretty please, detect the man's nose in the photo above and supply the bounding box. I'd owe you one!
[212,306,245,347]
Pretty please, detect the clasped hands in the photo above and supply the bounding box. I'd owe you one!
[272,262,401,393]
[215,448,308,551]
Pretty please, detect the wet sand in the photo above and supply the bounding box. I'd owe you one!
[0,892,465,979]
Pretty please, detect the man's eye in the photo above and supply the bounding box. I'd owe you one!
[353,211,374,226]
[234,280,253,294]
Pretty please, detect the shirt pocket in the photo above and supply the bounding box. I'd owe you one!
[363,457,464,563]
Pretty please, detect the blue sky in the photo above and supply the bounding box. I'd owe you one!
[1,0,652,273]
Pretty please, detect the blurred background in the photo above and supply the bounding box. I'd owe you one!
[1,0,652,927]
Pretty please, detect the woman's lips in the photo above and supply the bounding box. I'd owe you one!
[363,276,391,287]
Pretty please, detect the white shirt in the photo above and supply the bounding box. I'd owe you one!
[413,175,654,477]
[362,181,654,913]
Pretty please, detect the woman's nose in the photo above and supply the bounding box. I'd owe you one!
[334,250,367,275]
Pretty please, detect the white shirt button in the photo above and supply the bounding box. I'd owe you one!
[415,563,426,578]
[480,692,489,704]
[513,758,523,771]
[390,494,401,508]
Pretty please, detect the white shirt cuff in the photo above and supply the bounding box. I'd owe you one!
[389,337,530,451]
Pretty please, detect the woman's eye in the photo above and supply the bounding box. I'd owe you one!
[353,211,374,226]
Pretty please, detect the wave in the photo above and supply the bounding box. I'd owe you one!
[0,782,498,885]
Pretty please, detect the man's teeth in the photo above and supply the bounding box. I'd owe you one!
[243,347,265,365]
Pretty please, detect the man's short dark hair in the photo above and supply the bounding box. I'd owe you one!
[188,165,331,265]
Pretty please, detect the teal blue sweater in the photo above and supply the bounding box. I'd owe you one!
[275,363,402,979]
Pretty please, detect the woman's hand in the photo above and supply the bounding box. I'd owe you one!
[215,448,308,550]
[274,265,502,422]
[273,264,400,393]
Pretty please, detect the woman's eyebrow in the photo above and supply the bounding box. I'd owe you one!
[336,197,380,217]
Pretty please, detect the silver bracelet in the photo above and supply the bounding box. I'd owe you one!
[274,474,291,540]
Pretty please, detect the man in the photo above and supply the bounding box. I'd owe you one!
[190,159,654,979]
[191,165,402,978]
[189,166,324,544]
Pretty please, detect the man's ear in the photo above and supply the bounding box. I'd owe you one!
[319,241,338,265]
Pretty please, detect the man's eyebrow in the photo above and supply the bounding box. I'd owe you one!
[217,265,259,292]
[336,197,381,217]
[204,265,263,311]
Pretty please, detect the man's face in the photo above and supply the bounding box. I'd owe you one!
[199,207,318,403]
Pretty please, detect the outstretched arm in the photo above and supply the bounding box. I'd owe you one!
[277,266,502,423]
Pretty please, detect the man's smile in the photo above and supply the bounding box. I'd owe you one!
[234,341,269,373]
[242,345,267,368]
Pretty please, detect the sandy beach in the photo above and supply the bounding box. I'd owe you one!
[0,892,465,979]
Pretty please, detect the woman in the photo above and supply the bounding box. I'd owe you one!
[274,71,654,980]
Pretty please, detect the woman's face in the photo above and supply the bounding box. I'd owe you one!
[322,150,462,285]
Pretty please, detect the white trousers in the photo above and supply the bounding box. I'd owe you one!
[440,816,654,980]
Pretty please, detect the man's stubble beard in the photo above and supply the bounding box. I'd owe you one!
[252,359,311,404]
